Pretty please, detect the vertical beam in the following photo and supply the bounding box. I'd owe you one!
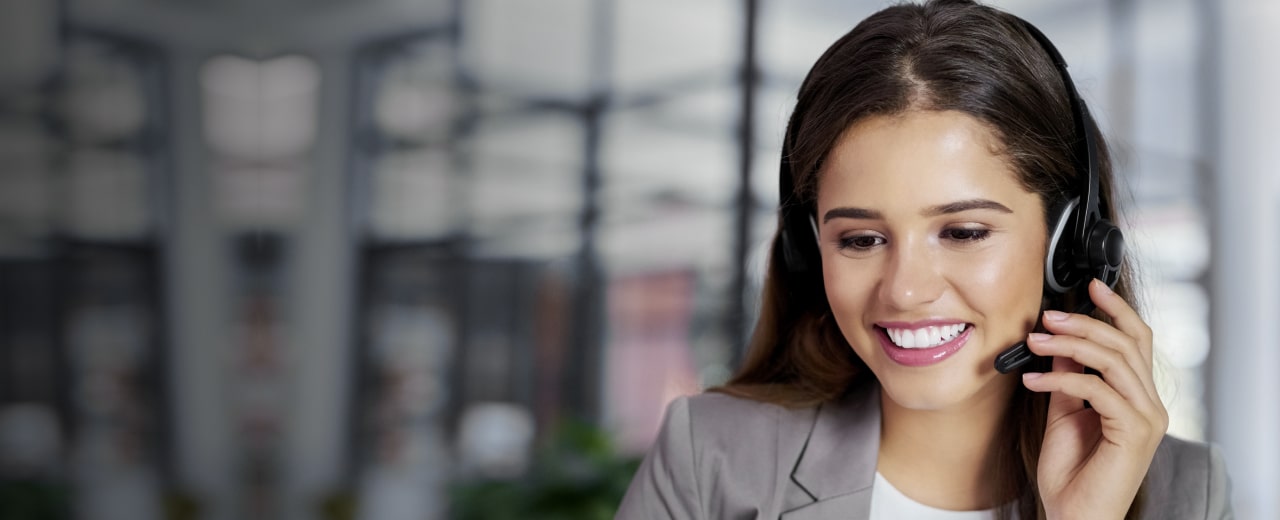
[164,48,237,520]
[565,0,613,422]
[338,44,373,494]
[445,0,475,440]
[279,49,357,520]
[730,0,759,369]
[567,96,604,421]
[136,37,178,491]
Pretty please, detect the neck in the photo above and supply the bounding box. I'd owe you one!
[876,378,1018,511]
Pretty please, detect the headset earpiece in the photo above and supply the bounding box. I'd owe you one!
[1086,218,1124,287]
[780,226,808,273]
[780,208,821,271]
[1044,196,1125,296]
[1044,197,1082,294]
[778,101,823,276]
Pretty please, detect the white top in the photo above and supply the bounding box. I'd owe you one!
[868,472,1005,520]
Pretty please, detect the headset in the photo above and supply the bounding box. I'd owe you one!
[776,15,1125,374]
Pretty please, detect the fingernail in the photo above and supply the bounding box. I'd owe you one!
[1028,332,1052,342]
[1044,310,1068,321]
[1095,278,1114,295]
[1022,372,1043,382]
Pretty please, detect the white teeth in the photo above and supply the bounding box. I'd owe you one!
[884,324,967,349]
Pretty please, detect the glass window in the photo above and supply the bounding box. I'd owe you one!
[64,149,151,240]
[467,114,584,259]
[202,54,319,230]
[611,0,738,95]
[461,0,597,100]
[201,54,320,161]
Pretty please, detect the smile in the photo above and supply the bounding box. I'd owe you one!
[883,323,967,348]
[874,321,973,367]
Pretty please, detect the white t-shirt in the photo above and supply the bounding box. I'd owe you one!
[869,472,1009,520]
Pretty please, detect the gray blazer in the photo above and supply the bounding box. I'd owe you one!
[616,383,1232,519]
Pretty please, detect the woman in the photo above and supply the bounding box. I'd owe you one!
[615,1,1231,519]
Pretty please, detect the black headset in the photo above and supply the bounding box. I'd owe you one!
[776,15,1125,374]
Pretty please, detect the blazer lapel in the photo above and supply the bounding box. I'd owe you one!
[781,383,882,520]
[779,493,874,520]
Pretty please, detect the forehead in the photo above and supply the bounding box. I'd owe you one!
[817,110,1031,209]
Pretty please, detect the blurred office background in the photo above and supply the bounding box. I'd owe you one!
[0,0,1276,519]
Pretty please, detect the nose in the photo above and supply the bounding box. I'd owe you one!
[878,238,946,311]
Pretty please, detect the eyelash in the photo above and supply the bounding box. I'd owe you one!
[943,228,991,242]
[836,228,992,251]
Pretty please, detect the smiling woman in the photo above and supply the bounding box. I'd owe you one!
[615,1,1231,519]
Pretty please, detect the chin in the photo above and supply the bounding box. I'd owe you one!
[867,346,1009,412]
[878,375,985,411]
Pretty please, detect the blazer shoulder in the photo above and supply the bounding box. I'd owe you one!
[616,392,820,520]
[680,392,818,448]
[1142,434,1233,519]
[684,391,794,423]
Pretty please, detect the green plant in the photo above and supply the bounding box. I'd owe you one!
[162,489,201,520]
[0,479,69,520]
[450,419,642,520]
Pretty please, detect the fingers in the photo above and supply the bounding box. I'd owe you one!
[1045,354,1085,417]
[1087,278,1154,364]
[1025,332,1160,418]
[1037,280,1159,403]
[1022,370,1161,442]
[1026,278,1170,436]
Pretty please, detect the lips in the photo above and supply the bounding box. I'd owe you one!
[874,320,973,367]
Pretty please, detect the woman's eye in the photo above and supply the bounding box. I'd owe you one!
[943,228,991,242]
[838,235,885,250]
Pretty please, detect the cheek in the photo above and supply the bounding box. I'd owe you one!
[822,258,877,308]
[951,241,1046,315]
[821,258,883,349]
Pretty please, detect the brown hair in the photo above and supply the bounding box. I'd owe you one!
[712,1,1144,518]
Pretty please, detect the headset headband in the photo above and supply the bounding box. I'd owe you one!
[1013,18,1108,249]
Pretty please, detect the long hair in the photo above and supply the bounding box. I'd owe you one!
[712,1,1145,518]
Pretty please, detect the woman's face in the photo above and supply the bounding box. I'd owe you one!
[816,110,1046,411]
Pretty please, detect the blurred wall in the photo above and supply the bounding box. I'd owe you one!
[1213,1,1280,519]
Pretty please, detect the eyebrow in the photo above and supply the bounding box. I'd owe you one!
[924,198,1014,217]
[822,198,1013,223]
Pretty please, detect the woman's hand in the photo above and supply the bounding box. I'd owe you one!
[1021,279,1169,520]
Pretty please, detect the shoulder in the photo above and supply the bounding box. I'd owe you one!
[658,392,829,489]
[664,392,817,452]
[682,391,805,425]
[1141,434,1232,519]
[616,392,822,519]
